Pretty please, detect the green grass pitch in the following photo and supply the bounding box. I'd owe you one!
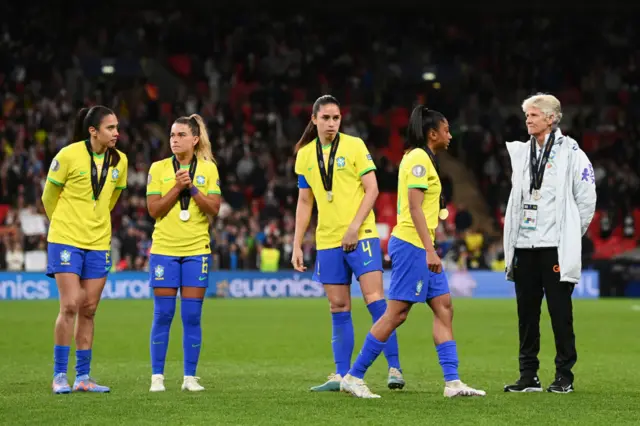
[1,298,639,425]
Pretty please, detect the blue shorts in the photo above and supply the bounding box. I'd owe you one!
[387,236,450,303]
[46,243,112,280]
[149,254,211,288]
[312,238,383,284]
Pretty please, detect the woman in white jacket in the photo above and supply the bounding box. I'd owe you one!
[502,93,596,394]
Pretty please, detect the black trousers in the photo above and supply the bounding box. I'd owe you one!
[513,248,577,381]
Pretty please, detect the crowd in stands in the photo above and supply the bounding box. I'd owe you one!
[1,6,638,273]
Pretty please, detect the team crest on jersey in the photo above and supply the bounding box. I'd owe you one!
[50,159,60,171]
[111,169,119,180]
[154,265,165,280]
[336,156,346,168]
[415,280,423,296]
[60,250,71,265]
[196,175,206,186]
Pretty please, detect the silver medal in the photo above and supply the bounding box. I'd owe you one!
[179,210,191,222]
[326,191,333,202]
[533,190,541,201]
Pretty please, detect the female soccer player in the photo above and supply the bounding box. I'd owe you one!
[340,106,486,398]
[292,95,404,392]
[43,106,128,394]
[146,114,221,392]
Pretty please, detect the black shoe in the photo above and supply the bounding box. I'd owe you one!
[547,376,574,393]
[504,376,542,392]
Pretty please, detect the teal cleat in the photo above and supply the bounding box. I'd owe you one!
[310,373,342,392]
[387,367,405,390]
[73,375,110,393]
[52,373,71,394]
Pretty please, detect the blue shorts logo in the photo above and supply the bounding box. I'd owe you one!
[336,156,346,168]
[60,250,71,266]
[196,175,206,186]
[111,169,119,180]
[154,265,165,280]
[415,279,423,296]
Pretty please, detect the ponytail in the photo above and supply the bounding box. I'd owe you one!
[404,105,446,151]
[73,105,121,167]
[73,108,91,142]
[190,114,215,163]
[294,120,318,154]
[174,114,216,164]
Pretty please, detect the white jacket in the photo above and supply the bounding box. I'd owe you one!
[503,129,597,283]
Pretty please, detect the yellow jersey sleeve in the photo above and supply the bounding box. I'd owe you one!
[207,163,221,195]
[115,153,128,190]
[354,138,376,177]
[294,149,306,176]
[146,162,163,195]
[405,150,432,190]
[47,149,70,187]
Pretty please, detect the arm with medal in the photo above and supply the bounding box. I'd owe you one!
[425,148,449,221]
[421,148,448,273]
[146,165,192,220]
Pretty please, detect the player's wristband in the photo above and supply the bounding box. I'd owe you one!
[189,186,199,196]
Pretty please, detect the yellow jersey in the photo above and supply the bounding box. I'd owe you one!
[146,157,221,257]
[294,132,378,250]
[392,148,440,248]
[46,141,128,250]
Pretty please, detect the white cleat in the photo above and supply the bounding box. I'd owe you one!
[340,374,381,399]
[181,376,205,392]
[149,374,166,392]
[444,380,486,398]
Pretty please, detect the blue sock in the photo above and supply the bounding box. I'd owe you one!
[150,295,176,375]
[436,340,460,382]
[349,333,386,379]
[367,299,401,370]
[181,297,203,377]
[75,349,92,377]
[53,345,70,376]
[331,312,354,377]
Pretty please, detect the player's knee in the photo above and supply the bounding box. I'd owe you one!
[329,298,350,313]
[79,304,98,320]
[435,300,453,321]
[362,291,384,305]
[393,310,410,327]
[59,299,80,317]
[181,307,201,326]
[154,304,176,325]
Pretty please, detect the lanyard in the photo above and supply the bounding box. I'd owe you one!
[529,131,555,197]
[172,155,198,212]
[84,140,111,207]
[315,134,340,202]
